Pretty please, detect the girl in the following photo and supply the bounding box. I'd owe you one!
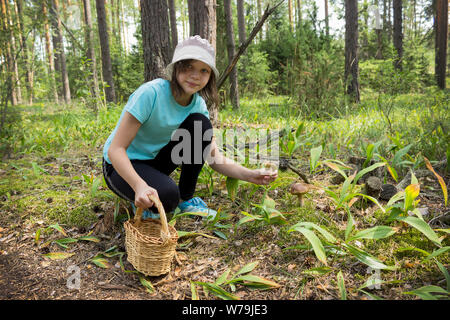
[102,36,277,219]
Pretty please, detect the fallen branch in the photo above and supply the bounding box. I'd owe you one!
[217,0,285,89]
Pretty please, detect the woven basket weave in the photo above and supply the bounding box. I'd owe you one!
[124,194,178,276]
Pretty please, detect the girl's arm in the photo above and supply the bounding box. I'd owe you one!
[207,138,277,185]
[107,112,157,209]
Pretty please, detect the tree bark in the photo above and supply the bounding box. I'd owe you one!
[187,0,218,123]
[393,0,403,70]
[42,0,59,103]
[0,0,17,105]
[288,0,293,31]
[50,0,71,103]
[324,0,329,36]
[435,0,448,89]
[15,0,33,104]
[224,0,239,110]
[344,0,360,103]
[187,0,216,49]
[96,0,116,103]
[140,0,171,81]
[168,0,178,54]
[83,0,100,108]
[237,0,246,45]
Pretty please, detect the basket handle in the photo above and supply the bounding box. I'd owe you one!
[134,194,170,241]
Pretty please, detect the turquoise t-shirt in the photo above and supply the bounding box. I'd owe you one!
[103,78,210,164]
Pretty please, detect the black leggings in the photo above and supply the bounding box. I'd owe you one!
[102,113,213,213]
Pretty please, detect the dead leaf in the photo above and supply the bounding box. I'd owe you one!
[287,264,296,271]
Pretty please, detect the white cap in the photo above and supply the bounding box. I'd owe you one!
[166,35,219,81]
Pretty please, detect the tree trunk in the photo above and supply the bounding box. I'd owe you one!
[140,0,171,81]
[393,0,403,70]
[42,1,59,103]
[344,0,360,103]
[435,0,448,89]
[168,0,178,54]
[50,0,71,103]
[288,0,293,31]
[83,0,100,108]
[96,0,116,103]
[257,0,262,42]
[237,0,246,45]
[297,0,302,27]
[3,0,21,104]
[187,0,218,124]
[224,0,239,110]
[187,0,216,49]
[0,0,17,105]
[15,0,32,105]
[324,0,329,36]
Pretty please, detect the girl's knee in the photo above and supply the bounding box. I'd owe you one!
[157,181,180,213]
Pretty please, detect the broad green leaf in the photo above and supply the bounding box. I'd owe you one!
[193,282,239,300]
[190,282,199,300]
[42,252,75,260]
[354,162,385,185]
[289,222,337,244]
[263,195,277,209]
[90,255,110,268]
[290,227,327,265]
[435,260,450,292]
[348,226,397,242]
[302,266,332,276]
[435,228,450,234]
[404,285,449,300]
[215,268,231,286]
[424,157,448,206]
[387,191,405,207]
[213,230,227,240]
[35,228,41,245]
[91,176,102,197]
[396,216,442,245]
[352,193,386,213]
[424,246,450,261]
[337,271,347,300]
[54,237,78,249]
[310,145,323,173]
[77,236,100,242]
[177,231,217,239]
[225,177,239,201]
[230,274,281,289]
[46,224,67,236]
[323,160,348,179]
[392,144,412,166]
[343,244,396,270]
[404,184,420,211]
[340,172,356,201]
[345,210,354,241]
[396,247,430,257]
[387,165,398,182]
[139,277,155,293]
[358,289,384,300]
[234,262,259,277]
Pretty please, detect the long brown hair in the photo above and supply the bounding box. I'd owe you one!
[169,59,219,107]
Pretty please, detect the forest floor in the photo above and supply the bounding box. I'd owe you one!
[0,149,448,301]
[0,99,449,301]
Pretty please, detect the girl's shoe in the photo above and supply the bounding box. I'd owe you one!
[178,197,217,220]
[130,202,160,219]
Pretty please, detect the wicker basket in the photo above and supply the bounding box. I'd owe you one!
[123,194,178,276]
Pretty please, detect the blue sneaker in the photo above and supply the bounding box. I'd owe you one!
[178,197,217,220]
[130,202,160,220]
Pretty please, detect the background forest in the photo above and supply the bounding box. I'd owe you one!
[0,0,449,301]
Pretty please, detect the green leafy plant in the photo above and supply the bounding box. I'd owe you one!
[191,261,280,300]
[238,195,288,226]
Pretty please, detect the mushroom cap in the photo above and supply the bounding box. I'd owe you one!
[290,183,309,195]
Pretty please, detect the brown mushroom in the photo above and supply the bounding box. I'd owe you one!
[290,183,309,206]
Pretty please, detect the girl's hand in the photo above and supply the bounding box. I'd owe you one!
[134,184,159,209]
[247,168,278,185]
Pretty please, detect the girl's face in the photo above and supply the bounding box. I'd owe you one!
[176,60,212,98]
